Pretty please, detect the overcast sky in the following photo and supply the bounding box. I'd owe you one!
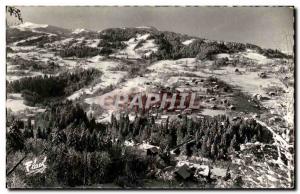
[13,6,294,51]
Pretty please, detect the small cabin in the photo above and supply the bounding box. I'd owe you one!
[146,147,159,156]
[175,165,191,180]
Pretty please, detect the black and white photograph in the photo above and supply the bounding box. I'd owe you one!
[5,6,295,189]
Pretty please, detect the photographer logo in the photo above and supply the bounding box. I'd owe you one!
[24,156,47,175]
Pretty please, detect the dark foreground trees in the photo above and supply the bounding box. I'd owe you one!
[7,68,101,106]
[7,101,273,188]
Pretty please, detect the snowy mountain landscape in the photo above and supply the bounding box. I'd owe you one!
[6,20,294,189]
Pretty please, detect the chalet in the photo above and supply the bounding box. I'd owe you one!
[146,147,159,156]
[228,105,236,110]
[209,97,216,101]
[268,91,276,96]
[175,165,191,180]
[269,116,281,124]
[258,72,267,78]
[253,113,260,118]
[175,109,182,114]
[211,105,218,110]
[183,108,192,114]
[213,85,219,90]
[232,116,241,121]
[221,99,228,105]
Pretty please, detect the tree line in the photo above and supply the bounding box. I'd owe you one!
[7,100,274,187]
[7,68,101,106]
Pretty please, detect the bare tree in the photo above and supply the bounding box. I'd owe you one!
[6,6,23,23]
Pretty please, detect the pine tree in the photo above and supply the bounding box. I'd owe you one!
[210,142,217,159]
[29,127,34,138]
[228,134,237,154]
[27,117,32,129]
[187,119,193,136]
[46,127,51,136]
[201,135,209,157]
[176,126,184,145]
[165,116,169,133]
[169,127,177,148]
[42,128,47,139]
[224,167,231,181]
[37,127,42,139]
[251,134,258,143]
[67,131,77,148]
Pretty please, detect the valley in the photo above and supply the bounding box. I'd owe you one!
[6,22,294,189]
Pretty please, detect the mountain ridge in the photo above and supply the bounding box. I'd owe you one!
[7,21,291,60]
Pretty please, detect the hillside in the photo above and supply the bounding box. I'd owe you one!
[6,22,294,189]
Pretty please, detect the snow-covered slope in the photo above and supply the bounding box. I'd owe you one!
[111,33,158,59]
[11,22,49,31]
[182,39,195,45]
[6,21,295,188]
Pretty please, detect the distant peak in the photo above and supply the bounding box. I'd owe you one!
[135,26,151,29]
[12,21,48,29]
[72,28,88,34]
[135,26,158,31]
